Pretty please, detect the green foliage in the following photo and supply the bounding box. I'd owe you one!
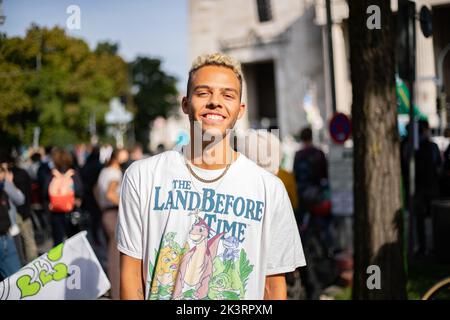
[130,57,178,151]
[0,25,128,147]
[407,260,450,300]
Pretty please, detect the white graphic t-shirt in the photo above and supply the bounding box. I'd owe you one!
[116,150,306,300]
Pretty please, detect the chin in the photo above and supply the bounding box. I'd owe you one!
[203,126,227,135]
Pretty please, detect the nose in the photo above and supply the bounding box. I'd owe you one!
[206,91,221,108]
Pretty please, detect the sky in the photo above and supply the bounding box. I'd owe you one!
[0,0,189,90]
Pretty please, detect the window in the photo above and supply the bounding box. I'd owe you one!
[256,0,272,23]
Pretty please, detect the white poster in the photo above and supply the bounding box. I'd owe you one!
[0,231,110,300]
[329,143,354,216]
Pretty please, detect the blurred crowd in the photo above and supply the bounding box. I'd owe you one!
[0,142,152,299]
[1,121,449,300]
[401,120,450,256]
[241,124,450,300]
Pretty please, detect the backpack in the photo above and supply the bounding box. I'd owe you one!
[295,149,324,206]
[48,169,75,213]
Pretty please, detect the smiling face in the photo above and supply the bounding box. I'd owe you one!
[189,223,209,244]
[155,247,180,286]
[182,65,246,137]
[158,247,179,272]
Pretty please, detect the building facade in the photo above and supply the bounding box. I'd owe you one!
[189,0,450,141]
[189,0,327,141]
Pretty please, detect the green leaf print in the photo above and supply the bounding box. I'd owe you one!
[149,284,172,300]
[148,248,159,281]
[224,259,234,272]
[208,256,245,300]
[165,232,176,242]
[148,261,154,280]
[222,291,240,300]
[183,289,195,299]
[239,250,254,294]
[47,243,64,262]
[158,284,171,297]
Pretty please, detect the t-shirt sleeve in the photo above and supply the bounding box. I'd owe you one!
[105,168,122,186]
[266,180,306,275]
[116,168,143,259]
[113,169,123,183]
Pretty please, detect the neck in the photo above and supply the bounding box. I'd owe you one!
[197,238,207,247]
[110,162,121,169]
[185,130,238,170]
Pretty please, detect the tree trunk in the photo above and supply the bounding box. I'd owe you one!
[348,0,407,299]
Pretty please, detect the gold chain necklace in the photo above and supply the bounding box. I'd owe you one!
[185,161,231,183]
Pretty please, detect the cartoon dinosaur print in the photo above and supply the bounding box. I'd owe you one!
[173,217,224,300]
[208,237,255,300]
[150,246,180,298]
[221,235,239,262]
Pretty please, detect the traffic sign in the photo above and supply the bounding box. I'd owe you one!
[329,112,352,144]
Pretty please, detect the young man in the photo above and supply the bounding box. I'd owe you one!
[117,53,305,300]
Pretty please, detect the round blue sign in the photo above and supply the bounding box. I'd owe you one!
[329,113,352,144]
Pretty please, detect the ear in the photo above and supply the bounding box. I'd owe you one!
[237,103,246,120]
[181,96,189,115]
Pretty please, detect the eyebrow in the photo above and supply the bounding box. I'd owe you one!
[193,85,239,95]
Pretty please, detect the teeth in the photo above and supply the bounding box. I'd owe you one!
[205,114,223,120]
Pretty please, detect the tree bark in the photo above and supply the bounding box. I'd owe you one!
[348,0,407,299]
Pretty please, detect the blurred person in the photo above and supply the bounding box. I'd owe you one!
[0,160,25,267]
[37,146,55,199]
[36,146,55,237]
[116,148,130,173]
[439,128,450,198]
[1,152,38,263]
[27,152,42,182]
[293,127,333,300]
[238,130,299,211]
[28,153,44,213]
[277,165,299,218]
[413,119,442,256]
[118,53,305,300]
[27,152,49,248]
[100,144,114,165]
[130,143,144,161]
[121,143,144,172]
[96,149,124,300]
[80,146,104,245]
[74,144,88,168]
[238,130,299,212]
[238,129,281,175]
[294,127,330,222]
[0,166,22,280]
[43,148,84,246]
[400,123,411,207]
[238,130,301,292]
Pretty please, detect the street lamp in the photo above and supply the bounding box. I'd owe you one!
[105,98,133,148]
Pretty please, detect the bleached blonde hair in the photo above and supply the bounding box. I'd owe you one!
[186,52,244,99]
